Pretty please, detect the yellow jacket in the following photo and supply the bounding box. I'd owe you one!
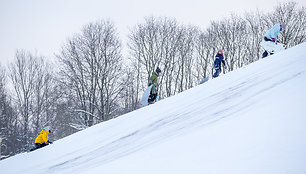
[34,129,49,144]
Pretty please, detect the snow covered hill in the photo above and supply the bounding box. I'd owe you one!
[1,43,306,174]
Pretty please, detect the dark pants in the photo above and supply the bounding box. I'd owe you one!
[148,85,157,103]
[148,93,157,103]
[213,67,221,78]
[30,143,46,151]
[262,37,274,58]
[264,37,272,42]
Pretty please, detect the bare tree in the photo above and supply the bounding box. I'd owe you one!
[118,67,141,113]
[129,16,197,100]
[58,20,123,129]
[267,1,306,47]
[0,65,17,158]
[194,30,216,81]
[175,26,197,92]
[244,10,267,62]
[8,50,54,151]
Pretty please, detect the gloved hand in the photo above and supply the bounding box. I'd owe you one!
[272,38,276,43]
[47,140,53,144]
[224,65,227,69]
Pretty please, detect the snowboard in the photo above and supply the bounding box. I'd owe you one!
[140,85,154,106]
[260,41,285,54]
[200,77,209,84]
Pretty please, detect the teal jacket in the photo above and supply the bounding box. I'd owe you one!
[264,24,281,43]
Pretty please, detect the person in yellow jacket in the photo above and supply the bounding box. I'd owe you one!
[30,126,52,151]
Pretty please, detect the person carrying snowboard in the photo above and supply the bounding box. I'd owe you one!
[148,67,161,104]
[213,49,226,78]
[262,23,286,58]
[30,126,52,151]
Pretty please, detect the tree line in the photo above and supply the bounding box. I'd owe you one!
[0,1,305,158]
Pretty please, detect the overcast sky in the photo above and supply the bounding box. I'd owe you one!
[1,0,305,66]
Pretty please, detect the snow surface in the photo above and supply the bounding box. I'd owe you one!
[1,43,306,174]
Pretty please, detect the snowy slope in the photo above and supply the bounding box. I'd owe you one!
[1,43,306,174]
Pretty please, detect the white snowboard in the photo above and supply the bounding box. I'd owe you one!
[260,41,285,54]
[140,85,154,106]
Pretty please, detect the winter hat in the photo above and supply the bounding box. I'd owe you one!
[44,126,51,132]
[156,67,161,73]
[280,23,286,31]
[218,49,223,53]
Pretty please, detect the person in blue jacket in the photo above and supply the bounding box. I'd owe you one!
[213,49,227,78]
[262,23,286,58]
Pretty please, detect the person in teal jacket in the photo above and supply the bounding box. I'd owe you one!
[148,67,161,104]
[262,23,286,58]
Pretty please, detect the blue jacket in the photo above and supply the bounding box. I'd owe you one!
[214,53,225,69]
[264,24,281,43]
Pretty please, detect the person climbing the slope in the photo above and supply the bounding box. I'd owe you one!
[148,67,161,104]
[262,23,286,58]
[213,49,227,78]
[30,126,52,151]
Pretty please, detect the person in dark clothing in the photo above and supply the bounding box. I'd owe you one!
[213,50,227,78]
